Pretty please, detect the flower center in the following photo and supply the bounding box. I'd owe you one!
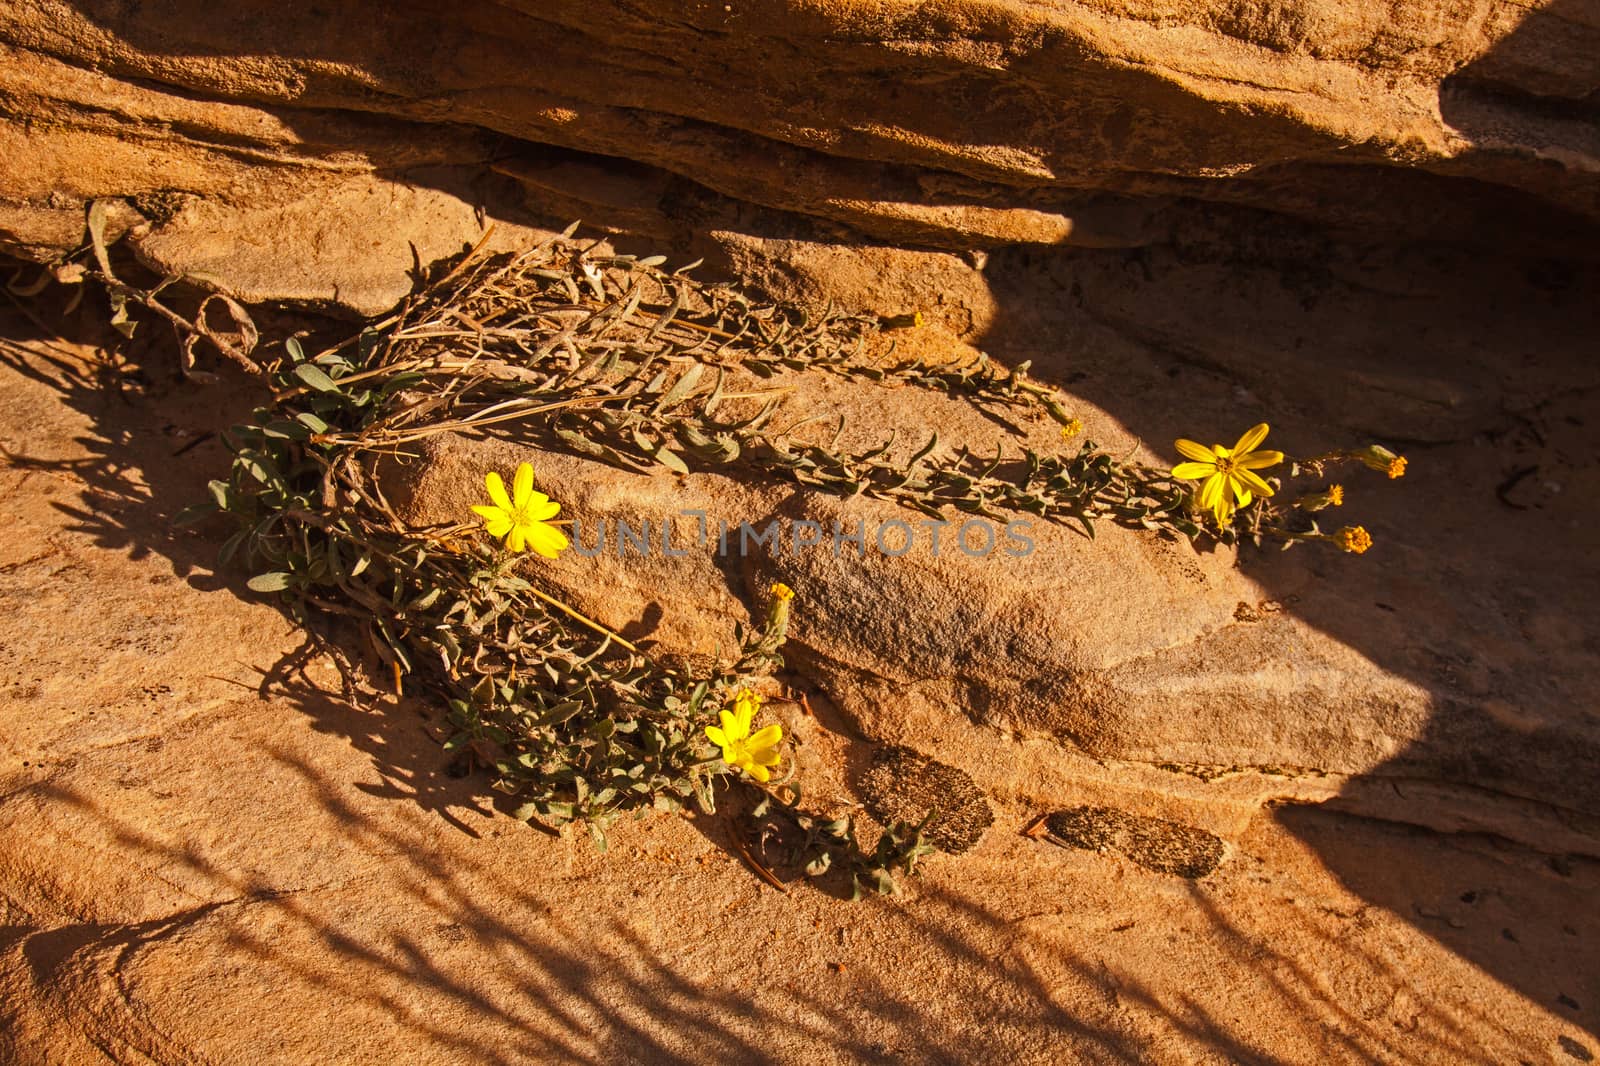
[1214,455,1237,474]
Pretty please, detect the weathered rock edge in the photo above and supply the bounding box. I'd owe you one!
[3,0,1599,313]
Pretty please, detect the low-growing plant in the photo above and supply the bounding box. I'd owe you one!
[39,214,1406,894]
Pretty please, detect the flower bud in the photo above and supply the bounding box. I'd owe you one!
[880,311,924,330]
[1352,445,1406,479]
[765,582,793,642]
[1295,484,1344,511]
[1332,526,1373,554]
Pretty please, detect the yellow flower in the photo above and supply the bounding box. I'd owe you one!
[1171,423,1284,526]
[704,688,783,783]
[770,581,795,602]
[1353,445,1407,479]
[472,462,570,558]
[1060,418,1083,441]
[1332,526,1373,554]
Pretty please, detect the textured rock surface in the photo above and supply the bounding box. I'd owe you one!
[4,0,1600,1055]
[1044,806,1228,879]
[383,300,1600,852]
[2,0,1599,312]
[2,317,1597,1064]
[857,746,996,854]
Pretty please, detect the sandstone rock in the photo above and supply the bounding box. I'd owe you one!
[2,0,1599,314]
[378,307,1600,851]
[3,229,1600,1066]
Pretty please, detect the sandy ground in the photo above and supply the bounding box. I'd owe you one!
[0,301,1596,1065]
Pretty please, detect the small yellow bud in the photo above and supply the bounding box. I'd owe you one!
[1332,526,1372,554]
[1353,445,1406,479]
[1060,418,1083,440]
[1296,484,1344,511]
[763,581,794,645]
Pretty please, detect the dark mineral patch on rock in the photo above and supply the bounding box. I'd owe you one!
[857,746,994,854]
[1043,806,1226,879]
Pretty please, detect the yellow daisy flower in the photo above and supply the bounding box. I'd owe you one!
[1171,423,1284,526]
[770,582,795,602]
[472,462,570,558]
[704,688,783,783]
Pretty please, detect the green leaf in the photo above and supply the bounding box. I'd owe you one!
[378,371,426,396]
[262,420,310,441]
[407,587,443,611]
[172,502,216,526]
[217,530,247,568]
[293,363,338,392]
[653,363,703,412]
[653,446,690,475]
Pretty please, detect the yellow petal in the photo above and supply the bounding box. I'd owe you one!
[526,522,570,560]
[527,498,560,522]
[749,745,782,767]
[506,525,527,553]
[745,762,771,783]
[1198,474,1226,512]
[473,505,514,538]
[1213,494,1235,524]
[719,710,741,740]
[1170,461,1215,481]
[705,726,728,747]
[1233,423,1270,455]
[485,471,512,510]
[1235,468,1274,497]
[1235,450,1284,470]
[747,724,782,750]
[1174,438,1213,462]
[512,462,535,508]
[1232,480,1253,506]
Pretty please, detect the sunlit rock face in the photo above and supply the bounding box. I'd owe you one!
[5,0,1600,849]
[2,0,1597,311]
